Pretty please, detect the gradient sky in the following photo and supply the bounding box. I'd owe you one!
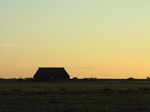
[0,0,150,78]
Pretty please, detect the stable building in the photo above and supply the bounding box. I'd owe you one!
[33,67,70,80]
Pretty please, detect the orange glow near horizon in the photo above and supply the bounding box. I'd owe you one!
[0,0,150,78]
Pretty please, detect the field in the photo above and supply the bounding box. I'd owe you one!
[0,80,150,112]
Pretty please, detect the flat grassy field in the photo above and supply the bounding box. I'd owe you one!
[0,80,150,112]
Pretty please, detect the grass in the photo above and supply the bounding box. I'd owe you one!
[0,80,150,112]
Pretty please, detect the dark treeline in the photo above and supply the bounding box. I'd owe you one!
[0,78,150,82]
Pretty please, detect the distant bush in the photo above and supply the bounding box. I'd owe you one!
[24,78,34,81]
[127,77,134,80]
[72,77,78,80]
[83,77,97,80]
[18,78,24,81]
[146,77,150,80]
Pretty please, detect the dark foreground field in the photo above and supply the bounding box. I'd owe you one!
[0,80,150,112]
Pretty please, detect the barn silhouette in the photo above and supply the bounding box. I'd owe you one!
[33,67,70,80]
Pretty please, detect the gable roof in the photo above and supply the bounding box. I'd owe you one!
[33,67,70,79]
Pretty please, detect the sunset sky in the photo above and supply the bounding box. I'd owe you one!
[0,0,150,78]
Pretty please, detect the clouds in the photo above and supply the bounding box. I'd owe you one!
[0,44,17,47]
[0,44,69,48]
[33,44,69,48]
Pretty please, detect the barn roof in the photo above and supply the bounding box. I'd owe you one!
[33,67,70,79]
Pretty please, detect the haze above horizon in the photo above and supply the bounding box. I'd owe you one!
[0,0,150,78]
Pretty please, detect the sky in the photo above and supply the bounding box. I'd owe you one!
[0,0,150,78]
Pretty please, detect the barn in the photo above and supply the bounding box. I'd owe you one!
[33,67,70,80]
